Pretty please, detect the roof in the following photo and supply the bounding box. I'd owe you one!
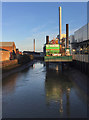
[71,39,89,46]
[0,48,9,51]
[0,42,15,47]
[23,51,40,55]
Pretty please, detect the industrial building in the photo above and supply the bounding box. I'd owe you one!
[70,23,89,54]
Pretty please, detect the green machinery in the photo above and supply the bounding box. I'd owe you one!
[44,44,72,62]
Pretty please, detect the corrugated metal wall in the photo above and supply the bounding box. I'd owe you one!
[74,23,88,42]
[88,23,89,40]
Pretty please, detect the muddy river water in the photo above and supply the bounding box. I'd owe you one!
[2,61,88,118]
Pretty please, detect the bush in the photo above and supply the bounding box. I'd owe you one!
[18,54,32,64]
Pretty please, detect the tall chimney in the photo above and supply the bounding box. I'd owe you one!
[66,24,69,48]
[46,36,49,44]
[59,7,62,43]
[34,39,35,52]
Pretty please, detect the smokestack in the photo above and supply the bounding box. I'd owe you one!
[59,7,62,43]
[34,39,35,52]
[46,36,49,44]
[66,24,69,48]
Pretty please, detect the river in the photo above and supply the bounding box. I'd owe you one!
[2,61,88,118]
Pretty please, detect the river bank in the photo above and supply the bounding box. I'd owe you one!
[2,60,35,79]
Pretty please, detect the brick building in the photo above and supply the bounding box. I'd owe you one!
[0,48,10,61]
[0,42,16,53]
[0,42,16,61]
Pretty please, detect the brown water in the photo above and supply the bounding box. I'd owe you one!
[2,61,88,118]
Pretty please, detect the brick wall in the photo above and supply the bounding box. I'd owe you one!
[0,51,10,61]
[0,59,18,68]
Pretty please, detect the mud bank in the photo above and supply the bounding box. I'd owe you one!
[2,60,35,79]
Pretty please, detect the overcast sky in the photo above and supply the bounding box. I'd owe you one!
[2,2,87,52]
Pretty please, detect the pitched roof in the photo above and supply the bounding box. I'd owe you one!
[0,42,15,47]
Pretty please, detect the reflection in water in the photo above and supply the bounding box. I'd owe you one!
[2,67,30,95]
[66,88,70,117]
[2,73,18,94]
[72,81,87,105]
[45,70,72,117]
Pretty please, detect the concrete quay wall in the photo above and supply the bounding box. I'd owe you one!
[72,54,89,76]
[72,54,89,63]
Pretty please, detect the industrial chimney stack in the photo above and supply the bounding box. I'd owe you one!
[59,7,62,43]
[46,36,49,44]
[66,24,69,48]
[34,39,35,52]
[66,24,70,56]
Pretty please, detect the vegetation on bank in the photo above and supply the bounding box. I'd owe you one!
[18,54,34,64]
